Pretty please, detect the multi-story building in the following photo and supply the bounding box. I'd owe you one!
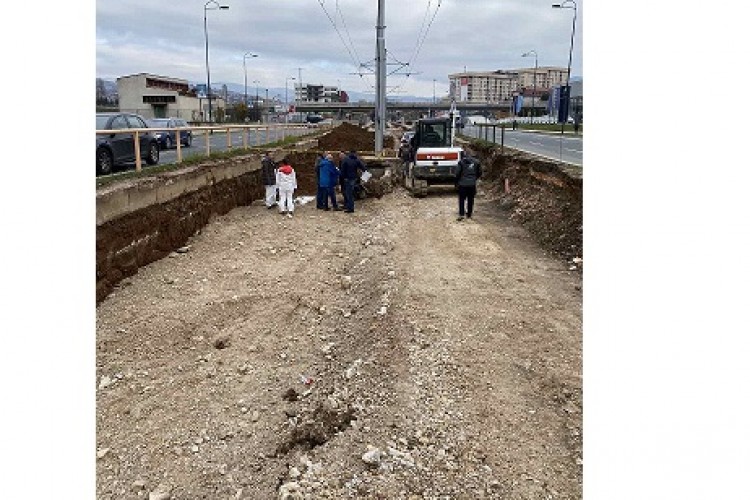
[295,84,346,103]
[448,67,568,103]
[117,73,226,122]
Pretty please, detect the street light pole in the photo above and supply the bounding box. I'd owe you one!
[253,80,260,106]
[243,52,258,108]
[204,0,229,123]
[522,50,538,125]
[285,76,296,127]
[553,0,577,135]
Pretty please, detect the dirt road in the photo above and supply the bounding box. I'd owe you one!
[96,183,582,499]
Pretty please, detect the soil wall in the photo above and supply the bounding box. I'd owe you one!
[465,142,583,262]
[96,157,264,303]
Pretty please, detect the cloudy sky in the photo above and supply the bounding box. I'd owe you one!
[96,0,582,99]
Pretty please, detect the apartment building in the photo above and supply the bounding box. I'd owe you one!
[448,67,568,103]
[295,84,345,103]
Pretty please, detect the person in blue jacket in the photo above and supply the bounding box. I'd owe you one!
[339,150,368,213]
[318,153,341,211]
[314,153,326,209]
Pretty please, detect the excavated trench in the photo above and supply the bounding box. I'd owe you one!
[96,123,582,303]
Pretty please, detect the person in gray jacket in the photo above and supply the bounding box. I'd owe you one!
[455,155,482,221]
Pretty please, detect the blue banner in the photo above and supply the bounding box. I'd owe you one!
[557,85,570,123]
[514,95,524,114]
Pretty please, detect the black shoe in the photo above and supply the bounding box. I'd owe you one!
[333,207,343,211]
[457,216,464,221]
[324,207,331,211]
[344,210,354,213]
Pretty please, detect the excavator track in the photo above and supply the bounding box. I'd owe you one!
[404,162,429,197]
[413,179,429,197]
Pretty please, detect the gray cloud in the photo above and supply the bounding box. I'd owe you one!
[97,0,582,98]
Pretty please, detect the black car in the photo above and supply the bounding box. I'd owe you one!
[146,117,193,149]
[96,112,160,175]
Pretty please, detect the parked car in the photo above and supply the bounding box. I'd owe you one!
[146,117,193,149]
[96,112,160,176]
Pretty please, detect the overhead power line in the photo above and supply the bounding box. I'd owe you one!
[314,0,373,92]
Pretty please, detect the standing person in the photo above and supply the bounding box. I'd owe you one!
[260,151,278,209]
[455,155,482,221]
[314,153,326,209]
[318,153,341,211]
[276,158,297,218]
[339,150,368,213]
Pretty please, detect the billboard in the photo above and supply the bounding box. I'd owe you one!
[460,77,468,101]
[196,84,207,98]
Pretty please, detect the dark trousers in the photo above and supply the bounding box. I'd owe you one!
[458,185,476,217]
[326,187,339,209]
[316,186,327,209]
[343,179,356,211]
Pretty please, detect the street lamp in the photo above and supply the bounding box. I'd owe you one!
[553,0,577,134]
[204,0,229,123]
[285,77,296,126]
[243,52,258,108]
[253,80,260,107]
[522,50,538,125]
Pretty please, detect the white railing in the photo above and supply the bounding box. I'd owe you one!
[95,122,333,173]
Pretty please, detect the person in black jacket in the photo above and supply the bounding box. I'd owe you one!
[260,151,277,209]
[339,150,368,213]
[455,155,482,221]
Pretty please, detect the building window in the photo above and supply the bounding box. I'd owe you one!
[143,95,177,104]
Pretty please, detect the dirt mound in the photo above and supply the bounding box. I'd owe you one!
[317,122,395,152]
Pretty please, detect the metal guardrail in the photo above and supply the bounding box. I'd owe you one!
[95,122,333,172]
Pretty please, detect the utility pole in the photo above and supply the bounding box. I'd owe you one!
[374,0,386,155]
[295,67,304,104]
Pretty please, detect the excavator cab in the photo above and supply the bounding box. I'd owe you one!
[415,119,450,148]
[404,116,464,197]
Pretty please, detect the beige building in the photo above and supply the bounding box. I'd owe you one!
[117,73,226,122]
[449,67,568,103]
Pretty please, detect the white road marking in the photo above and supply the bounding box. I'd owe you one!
[565,148,581,153]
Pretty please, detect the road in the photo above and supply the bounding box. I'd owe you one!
[96,185,582,499]
[159,126,310,164]
[463,126,583,166]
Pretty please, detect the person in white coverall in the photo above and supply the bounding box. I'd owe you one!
[276,158,297,217]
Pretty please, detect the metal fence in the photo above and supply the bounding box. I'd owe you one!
[462,124,507,153]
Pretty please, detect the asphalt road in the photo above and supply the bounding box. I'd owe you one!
[158,126,309,164]
[463,126,583,166]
